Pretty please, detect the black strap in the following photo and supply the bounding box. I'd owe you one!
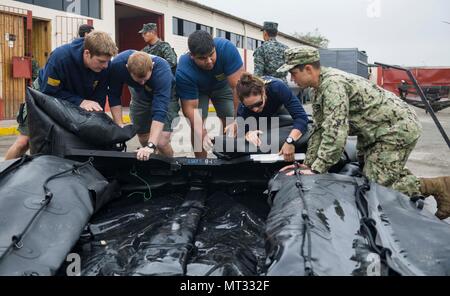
[16,103,26,125]
[0,154,32,179]
[355,177,394,267]
[34,125,54,154]
[0,158,93,263]
[294,172,315,276]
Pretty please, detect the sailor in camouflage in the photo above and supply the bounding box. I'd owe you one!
[253,22,289,82]
[278,46,450,220]
[140,23,178,75]
[138,23,180,157]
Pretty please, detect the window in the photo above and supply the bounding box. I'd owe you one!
[88,0,100,19]
[35,0,63,10]
[199,25,213,35]
[216,29,244,48]
[15,0,101,19]
[230,33,244,48]
[216,29,228,39]
[173,17,213,37]
[247,37,263,50]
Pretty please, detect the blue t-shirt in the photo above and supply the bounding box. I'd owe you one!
[39,38,109,108]
[176,38,243,100]
[108,50,174,123]
[237,77,308,134]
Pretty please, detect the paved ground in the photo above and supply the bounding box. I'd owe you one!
[1,104,449,220]
[4,104,448,175]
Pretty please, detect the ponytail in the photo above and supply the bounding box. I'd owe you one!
[236,72,265,102]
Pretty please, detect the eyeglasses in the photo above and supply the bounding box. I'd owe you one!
[244,99,264,110]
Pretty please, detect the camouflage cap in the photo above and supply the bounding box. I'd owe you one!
[261,21,278,32]
[277,46,320,73]
[138,23,157,34]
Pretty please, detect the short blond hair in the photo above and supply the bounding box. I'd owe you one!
[84,31,118,57]
[127,52,153,78]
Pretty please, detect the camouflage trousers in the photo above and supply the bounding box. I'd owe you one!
[362,139,421,197]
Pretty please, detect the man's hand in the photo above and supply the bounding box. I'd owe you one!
[279,142,295,162]
[136,146,155,162]
[224,122,238,138]
[245,130,263,147]
[80,100,103,112]
[280,163,313,176]
[298,169,316,175]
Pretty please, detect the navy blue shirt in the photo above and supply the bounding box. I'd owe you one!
[39,38,109,108]
[237,77,308,134]
[108,50,174,123]
[176,38,243,100]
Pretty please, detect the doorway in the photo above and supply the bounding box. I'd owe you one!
[115,2,164,107]
[32,19,51,70]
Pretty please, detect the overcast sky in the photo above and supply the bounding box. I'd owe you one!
[195,0,450,66]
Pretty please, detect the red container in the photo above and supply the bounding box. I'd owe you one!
[377,67,450,95]
[12,56,32,79]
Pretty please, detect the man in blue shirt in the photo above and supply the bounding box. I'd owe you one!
[176,30,244,158]
[39,32,120,113]
[108,50,176,160]
[5,31,119,160]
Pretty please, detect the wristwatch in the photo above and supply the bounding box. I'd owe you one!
[285,136,295,145]
[146,142,156,150]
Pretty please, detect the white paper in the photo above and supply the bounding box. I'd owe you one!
[250,153,306,163]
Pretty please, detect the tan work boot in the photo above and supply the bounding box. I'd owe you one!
[420,177,450,220]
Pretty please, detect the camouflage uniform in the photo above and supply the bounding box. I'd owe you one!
[31,59,40,81]
[139,23,180,130]
[278,46,422,197]
[253,38,288,82]
[142,40,178,75]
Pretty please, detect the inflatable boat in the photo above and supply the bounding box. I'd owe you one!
[0,88,449,276]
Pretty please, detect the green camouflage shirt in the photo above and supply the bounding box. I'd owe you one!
[253,37,288,82]
[304,67,422,173]
[142,40,177,74]
[31,59,40,81]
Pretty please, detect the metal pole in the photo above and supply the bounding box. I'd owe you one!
[375,62,450,149]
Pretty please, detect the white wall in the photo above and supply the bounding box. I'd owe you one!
[2,0,114,50]
[160,0,303,72]
[279,35,303,48]
[3,0,305,67]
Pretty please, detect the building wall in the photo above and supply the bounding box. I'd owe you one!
[2,0,113,49]
[0,0,307,118]
[278,36,303,48]
[157,0,306,82]
[3,0,305,66]
[0,8,26,119]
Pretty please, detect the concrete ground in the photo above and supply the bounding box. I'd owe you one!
[4,104,449,175]
[1,104,449,220]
